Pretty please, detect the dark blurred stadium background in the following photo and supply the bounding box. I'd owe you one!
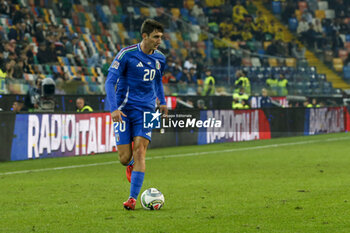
[0,0,350,111]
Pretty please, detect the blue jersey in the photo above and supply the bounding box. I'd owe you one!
[105,43,166,112]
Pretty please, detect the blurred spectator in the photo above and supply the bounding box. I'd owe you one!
[65,34,79,54]
[23,43,34,64]
[54,38,66,57]
[169,15,182,32]
[197,11,208,27]
[232,1,248,24]
[203,69,215,96]
[292,45,306,60]
[55,78,66,95]
[88,49,104,68]
[266,74,278,95]
[47,42,58,63]
[232,97,250,109]
[179,68,193,84]
[297,18,309,39]
[277,74,288,96]
[24,14,35,36]
[37,43,50,64]
[0,0,10,15]
[183,57,196,70]
[12,100,26,113]
[56,0,72,18]
[191,4,204,18]
[189,68,198,84]
[8,21,23,41]
[266,40,278,55]
[242,28,253,41]
[282,1,297,23]
[234,70,251,95]
[12,59,24,79]
[12,6,28,25]
[332,31,344,54]
[333,0,347,19]
[313,18,323,34]
[260,88,272,108]
[304,23,317,47]
[162,71,177,84]
[308,0,318,12]
[162,71,177,95]
[0,50,4,71]
[34,23,45,43]
[256,10,268,26]
[246,0,257,16]
[8,39,17,54]
[301,9,313,24]
[196,99,207,109]
[230,25,242,40]
[25,76,44,110]
[123,12,136,31]
[233,87,249,103]
[275,28,284,41]
[4,59,15,79]
[306,98,320,108]
[76,97,93,112]
[154,7,168,28]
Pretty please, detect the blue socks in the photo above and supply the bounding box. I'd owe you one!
[129,171,144,200]
[127,158,134,166]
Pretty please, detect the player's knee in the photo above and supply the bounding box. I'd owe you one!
[119,151,132,165]
[133,146,146,162]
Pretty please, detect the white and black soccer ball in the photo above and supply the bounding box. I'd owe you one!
[140,188,165,210]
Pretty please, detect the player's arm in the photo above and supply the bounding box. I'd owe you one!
[156,65,168,116]
[105,58,127,122]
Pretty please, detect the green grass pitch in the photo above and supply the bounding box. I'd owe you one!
[1,133,350,233]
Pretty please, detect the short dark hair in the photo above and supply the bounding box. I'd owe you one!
[140,19,164,35]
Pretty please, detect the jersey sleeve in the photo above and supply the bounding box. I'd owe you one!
[156,58,166,106]
[105,54,127,112]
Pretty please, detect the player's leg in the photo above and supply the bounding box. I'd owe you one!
[123,110,151,210]
[114,116,134,182]
[117,144,132,166]
[124,136,149,210]
[132,136,149,172]
[129,136,150,198]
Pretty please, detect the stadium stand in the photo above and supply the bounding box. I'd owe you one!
[272,0,350,89]
[0,0,347,102]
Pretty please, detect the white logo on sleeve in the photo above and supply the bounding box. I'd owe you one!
[156,60,160,70]
[137,62,144,67]
[111,60,120,70]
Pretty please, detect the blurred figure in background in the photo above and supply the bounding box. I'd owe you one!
[76,97,93,112]
[232,87,249,109]
[24,76,44,111]
[260,88,273,108]
[203,69,215,96]
[234,70,251,95]
[12,100,26,112]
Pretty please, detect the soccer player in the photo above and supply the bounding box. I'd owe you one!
[105,19,168,210]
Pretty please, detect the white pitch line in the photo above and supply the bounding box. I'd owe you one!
[1,136,349,176]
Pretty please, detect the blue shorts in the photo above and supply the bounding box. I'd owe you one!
[113,109,152,145]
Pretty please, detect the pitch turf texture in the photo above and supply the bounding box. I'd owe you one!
[1,133,350,233]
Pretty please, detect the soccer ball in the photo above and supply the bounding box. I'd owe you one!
[140,188,165,210]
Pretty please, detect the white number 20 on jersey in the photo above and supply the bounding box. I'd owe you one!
[143,69,156,81]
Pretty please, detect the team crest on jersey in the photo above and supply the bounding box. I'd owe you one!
[155,60,160,70]
[111,60,120,70]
